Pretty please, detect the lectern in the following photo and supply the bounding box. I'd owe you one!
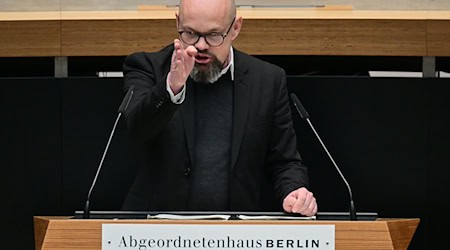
[34,216,419,249]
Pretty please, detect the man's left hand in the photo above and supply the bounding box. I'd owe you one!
[282,187,317,216]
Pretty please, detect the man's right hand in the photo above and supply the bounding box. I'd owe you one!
[167,39,197,95]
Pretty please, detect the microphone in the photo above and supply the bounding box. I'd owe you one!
[290,93,357,221]
[83,85,135,219]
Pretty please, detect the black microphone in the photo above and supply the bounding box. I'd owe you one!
[83,85,135,219]
[290,93,357,221]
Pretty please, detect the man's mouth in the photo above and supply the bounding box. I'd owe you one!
[195,54,212,64]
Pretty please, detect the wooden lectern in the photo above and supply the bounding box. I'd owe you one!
[34,216,419,249]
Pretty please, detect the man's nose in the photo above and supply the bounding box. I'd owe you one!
[194,36,210,51]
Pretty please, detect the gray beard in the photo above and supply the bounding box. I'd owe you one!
[189,58,224,84]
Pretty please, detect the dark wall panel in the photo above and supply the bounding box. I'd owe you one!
[427,81,450,248]
[4,79,62,249]
[60,78,137,213]
[288,77,431,249]
[2,77,450,249]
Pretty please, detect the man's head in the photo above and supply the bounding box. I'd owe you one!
[176,0,242,83]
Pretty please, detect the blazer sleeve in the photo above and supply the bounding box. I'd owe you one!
[122,51,179,143]
[266,68,309,204]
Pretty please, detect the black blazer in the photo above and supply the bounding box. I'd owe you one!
[122,45,308,211]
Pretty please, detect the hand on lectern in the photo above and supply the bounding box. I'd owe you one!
[283,187,317,216]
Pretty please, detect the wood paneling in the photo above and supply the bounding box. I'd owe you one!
[386,219,422,249]
[0,11,60,21]
[0,10,449,57]
[235,19,426,56]
[61,19,177,56]
[427,20,450,56]
[0,20,61,57]
[34,216,419,250]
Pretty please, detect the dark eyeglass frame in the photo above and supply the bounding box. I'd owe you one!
[177,17,236,47]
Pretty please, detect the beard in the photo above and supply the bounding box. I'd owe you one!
[189,51,224,84]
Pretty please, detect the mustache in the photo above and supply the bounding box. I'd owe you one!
[196,50,215,57]
[194,50,225,69]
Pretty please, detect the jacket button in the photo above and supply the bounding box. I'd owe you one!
[184,167,191,176]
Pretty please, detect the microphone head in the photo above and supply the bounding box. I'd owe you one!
[290,93,310,119]
[118,85,135,114]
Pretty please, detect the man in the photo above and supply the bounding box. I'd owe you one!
[122,0,317,216]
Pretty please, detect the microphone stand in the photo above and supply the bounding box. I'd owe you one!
[83,86,135,219]
[291,93,357,221]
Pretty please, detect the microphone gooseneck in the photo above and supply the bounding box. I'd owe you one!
[83,86,135,219]
[290,93,357,221]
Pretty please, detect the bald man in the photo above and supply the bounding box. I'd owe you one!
[122,0,317,216]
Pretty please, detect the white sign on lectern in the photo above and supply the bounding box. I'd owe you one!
[102,224,335,250]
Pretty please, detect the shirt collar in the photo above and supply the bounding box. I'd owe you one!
[217,46,235,81]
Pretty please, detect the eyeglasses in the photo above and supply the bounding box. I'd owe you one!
[178,17,236,47]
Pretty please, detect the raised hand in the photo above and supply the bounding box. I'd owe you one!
[167,39,198,94]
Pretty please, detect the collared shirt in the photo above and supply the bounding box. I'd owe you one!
[167,47,235,104]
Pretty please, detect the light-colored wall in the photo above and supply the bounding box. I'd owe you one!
[1,0,450,11]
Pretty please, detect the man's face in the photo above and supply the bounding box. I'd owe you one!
[177,0,241,83]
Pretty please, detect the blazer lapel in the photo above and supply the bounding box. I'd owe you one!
[231,52,250,169]
[180,79,195,165]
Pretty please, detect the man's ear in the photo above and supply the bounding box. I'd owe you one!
[230,16,243,41]
[175,12,179,29]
